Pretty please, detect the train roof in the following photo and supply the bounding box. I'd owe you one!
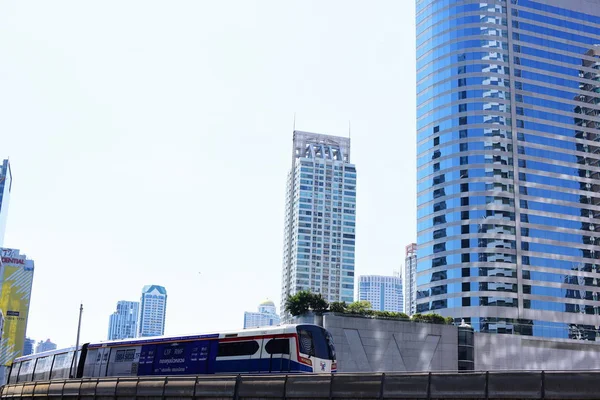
[15,346,76,362]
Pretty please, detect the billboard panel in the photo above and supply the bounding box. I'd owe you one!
[0,248,34,366]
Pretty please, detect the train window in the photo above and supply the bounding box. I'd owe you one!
[33,356,52,381]
[9,362,20,383]
[217,341,259,357]
[297,329,314,356]
[297,325,335,360]
[18,359,34,382]
[51,353,70,379]
[265,339,290,355]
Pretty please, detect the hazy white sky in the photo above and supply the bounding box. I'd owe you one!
[0,1,416,348]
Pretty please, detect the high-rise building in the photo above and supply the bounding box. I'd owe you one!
[108,300,139,340]
[416,0,600,340]
[35,339,57,354]
[0,248,34,366]
[22,338,34,357]
[138,285,167,337]
[280,131,357,321]
[403,243,417,316]
[358,274,403,313]
[243,299,281,329]
[0,160,12,247]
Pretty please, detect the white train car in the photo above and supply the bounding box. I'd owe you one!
[8,324,336,383]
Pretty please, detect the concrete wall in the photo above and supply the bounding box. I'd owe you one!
[322,314,458,372]
[475,332,600,371]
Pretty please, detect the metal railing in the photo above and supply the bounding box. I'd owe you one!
[1,370,599,399]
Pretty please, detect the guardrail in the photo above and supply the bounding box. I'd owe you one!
[1,371,598,399]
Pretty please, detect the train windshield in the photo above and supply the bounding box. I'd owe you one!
[296,325,336,360]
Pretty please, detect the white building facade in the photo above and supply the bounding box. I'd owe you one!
[403,243,417,316]
[243,300,281,329]
[281,131,357,321]
[138,285,167,337]
[108,300,139,340]
[358,274,403,313]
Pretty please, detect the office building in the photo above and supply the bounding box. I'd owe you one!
[280,131,357,321]
[35,339,56,354]
[0,248,34,366]
[416,0,600,340]
[358,274,403,313]
[22,338,34,357]
[403,243,417,316]
[138,285,167,337]
[0,160,12,247]
[243,299,281,329]
[108,300,139,340]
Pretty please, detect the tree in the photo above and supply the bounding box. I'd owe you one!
[346,300,372,315]
[309,293,329,315]
[285,291,313,316]
[445,316,455,325]
[329,301,347,313]
[285,291,330,316]
[411,313,424,322]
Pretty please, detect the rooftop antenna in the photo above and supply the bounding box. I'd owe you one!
[293,113,296,132]
[348,120,351,140]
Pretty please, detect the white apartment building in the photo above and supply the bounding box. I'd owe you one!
[358,274,403,312]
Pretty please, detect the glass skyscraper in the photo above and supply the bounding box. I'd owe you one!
[108,300,140,340]
[281,131,356,321]
[417,0,600,340]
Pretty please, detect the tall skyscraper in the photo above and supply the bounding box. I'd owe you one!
[358,274,403,313]
[280,131,357,321]
[403,243,417,316]
[138,285,167,337]
[416,0,600,340]
[243,299,281,329]
[108,300,139,340]
[0,160,12,247]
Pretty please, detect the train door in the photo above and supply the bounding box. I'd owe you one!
[262,337,291,373]
[250,338,264,373]
[92,346,111,377]
[190,340,212,374]
[137,344,156,376]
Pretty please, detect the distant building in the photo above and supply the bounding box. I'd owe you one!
[138,285,167,337]
[358,274,403,313]
[35,339,57,354]
[403,243,417,316]
[108,300,139,340]
[0,160,12,247]
[280,131,357,321]
[243,299,281,329]
[23,338,34,356]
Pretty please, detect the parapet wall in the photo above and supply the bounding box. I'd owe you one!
[475,332,600,371]
[322,314,458,372]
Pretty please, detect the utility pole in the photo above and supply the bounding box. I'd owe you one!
[72,303,83,378]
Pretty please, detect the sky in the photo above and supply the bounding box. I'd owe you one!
[0,1,416,348]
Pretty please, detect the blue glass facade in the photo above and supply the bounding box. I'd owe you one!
[417,0,600,340]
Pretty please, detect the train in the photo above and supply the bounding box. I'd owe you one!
[8,324,337,384]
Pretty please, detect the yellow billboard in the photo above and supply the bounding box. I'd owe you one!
[0,248,34,367]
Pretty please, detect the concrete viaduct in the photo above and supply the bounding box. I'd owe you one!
[1,371,598,399]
